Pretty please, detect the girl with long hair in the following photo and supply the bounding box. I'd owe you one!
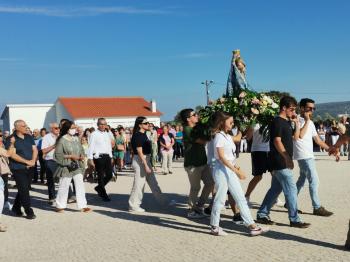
[128,117,165,212]
[210,111,268,236]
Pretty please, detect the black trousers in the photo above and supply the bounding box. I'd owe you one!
[33,150,46,182]
[174,142,184,159]
[94,155,113,194]
[45,160,57,200]
[12,169,34,215]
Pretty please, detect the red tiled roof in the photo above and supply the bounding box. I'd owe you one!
[57,97,162,118]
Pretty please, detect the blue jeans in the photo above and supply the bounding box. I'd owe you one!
[45,160,57,200]
[296,158,321,209]
[257,168,301,223]
[210,161,255,227]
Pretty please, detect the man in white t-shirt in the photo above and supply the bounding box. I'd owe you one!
[41,123,60,204]
[294,98,333,216]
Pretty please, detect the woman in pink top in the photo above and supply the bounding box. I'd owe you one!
[159,126,175,175]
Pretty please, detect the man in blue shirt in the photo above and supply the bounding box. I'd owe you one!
[6,120,38,219]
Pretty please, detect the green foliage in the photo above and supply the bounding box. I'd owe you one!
[198,88,280,140]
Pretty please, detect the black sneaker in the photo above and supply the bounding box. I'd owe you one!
[187,210,206,219]
[256,216,276,225]
[232,213,244,225]
[345,242,350,251]
[26,213,36,220]
[102,195,111,202]
[313,206,333,217]
[11,208,23,217]
[203,207,211,216]
[94,186,103,196]
[290,221,311,228]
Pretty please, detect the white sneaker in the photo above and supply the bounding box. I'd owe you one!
[4,201,12,210]
[129,207,145,213]
[275,198,285,207]
[211,226,228,236]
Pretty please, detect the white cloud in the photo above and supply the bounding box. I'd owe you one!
[0,58,23,62]
[0,6,169,17]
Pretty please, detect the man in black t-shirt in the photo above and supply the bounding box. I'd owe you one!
[257,96,310,228]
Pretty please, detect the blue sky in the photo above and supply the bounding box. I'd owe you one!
[0,0,349,120]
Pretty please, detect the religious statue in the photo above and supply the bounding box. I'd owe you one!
[226,50,249,97]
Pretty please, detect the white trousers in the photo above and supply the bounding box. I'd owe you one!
[161,151,173,173]
[240,139,248,153]
[129,155,165,209]
[56,173,87,209]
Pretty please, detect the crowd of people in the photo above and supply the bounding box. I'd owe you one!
[0,97,349,249]
[0,118,185,228]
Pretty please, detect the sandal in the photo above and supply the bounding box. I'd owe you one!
[81,207,92,213]
[0,223,7,232]
[250,226,269,236]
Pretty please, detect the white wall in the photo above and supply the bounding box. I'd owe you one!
[5,104,55,130]
[75,116,161,129]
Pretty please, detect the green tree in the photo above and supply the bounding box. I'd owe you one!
[314,114,323,123]
[265,90,291,99]
[323,112,335,121]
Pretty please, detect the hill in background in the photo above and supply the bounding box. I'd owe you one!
[314,101,350,119]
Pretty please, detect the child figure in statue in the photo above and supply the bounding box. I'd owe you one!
[226,50,249,97]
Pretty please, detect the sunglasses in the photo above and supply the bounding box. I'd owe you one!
[98,123,107,126]
[305,107,316,111]
[189,112,197,117]
[142,122,150,125]
[53,127,59,130]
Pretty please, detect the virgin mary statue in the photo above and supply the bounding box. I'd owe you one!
[225,50,249,97]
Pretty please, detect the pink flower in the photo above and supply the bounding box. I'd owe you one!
[251,98,261,105]
[239,92,247,98]
[251,108,260,115]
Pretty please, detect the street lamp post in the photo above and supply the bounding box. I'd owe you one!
[201,80,214,105]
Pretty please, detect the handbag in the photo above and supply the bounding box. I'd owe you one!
[67,160,79,172]
[0,156,11,175]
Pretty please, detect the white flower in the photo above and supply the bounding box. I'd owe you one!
[271,102,279,109]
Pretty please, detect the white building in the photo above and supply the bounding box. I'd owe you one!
[1,97,162,131]
[1,104,56,132]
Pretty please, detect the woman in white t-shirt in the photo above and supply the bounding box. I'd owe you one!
[209,111,269,236]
